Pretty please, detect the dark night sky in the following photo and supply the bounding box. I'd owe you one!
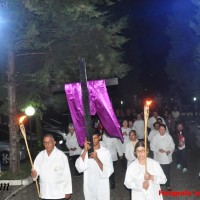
[114,0,175,95]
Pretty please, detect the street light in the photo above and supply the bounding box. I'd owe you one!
[25,106,35,150]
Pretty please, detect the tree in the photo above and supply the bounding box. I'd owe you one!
[0,0,130,174]
[190,0,200,98]
[165,0,197,103]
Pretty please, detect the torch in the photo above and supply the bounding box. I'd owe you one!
[144,101,152,173]
[19,115,40,197]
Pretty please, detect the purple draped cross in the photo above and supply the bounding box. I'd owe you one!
[65,80,123,146]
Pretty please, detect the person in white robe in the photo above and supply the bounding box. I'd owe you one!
[120,119,131,171]
[31,134,72,200]
[133,114,145,140]
[124,141,166,200]
[66,123,82,176]
[125,130,138,166]
[148,111,166,130]
[102,132,123,189]
[75,130,114,200]
[150,124,175,191]
[148,122,160,143]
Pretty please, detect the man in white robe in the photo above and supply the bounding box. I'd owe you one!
[148,111,166,130]
[31,134,72,200]
[66,123,82,176]
[102,132,123,189]
[75,130,114,200]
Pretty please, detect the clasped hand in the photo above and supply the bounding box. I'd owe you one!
[143,172,154,190]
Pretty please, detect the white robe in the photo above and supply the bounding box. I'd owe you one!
[120,127,131,153]
[33,147,72,199]
[125,140,138,166]
[102,134,123,161]
[124,158,167,200]
[133,119,145,139]
[150,133,175,164]
[66,132,82,156]
[148,129,159,143]
[75,146,114,200]
[148,116,166,130]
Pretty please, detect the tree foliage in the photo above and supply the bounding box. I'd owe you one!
[0,0,130,114]
[165,0,197,100]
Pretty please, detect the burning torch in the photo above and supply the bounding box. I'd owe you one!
[19,115,40,197]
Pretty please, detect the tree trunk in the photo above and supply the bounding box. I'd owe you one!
[7,48,19,175]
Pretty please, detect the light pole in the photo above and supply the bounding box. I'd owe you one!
[25,106,35,150]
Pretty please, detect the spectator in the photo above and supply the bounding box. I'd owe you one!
[173,123,188,173]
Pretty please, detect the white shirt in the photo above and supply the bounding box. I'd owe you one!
[150,133,175,164]
[125,140,138,166]
[148,116,166,130]
[133,120,145,139]
[121,127,131,153]
[124,158,166,200]
[102,134,123,161]
[75,146,114,200]
[66,132,82,156]
[33,147,72,199]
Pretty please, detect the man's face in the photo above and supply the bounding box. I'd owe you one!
[137,114,141,120]
[43,136,56,153]
[177,124,183,131]
[92,134,101,147]
[153,112,158,118]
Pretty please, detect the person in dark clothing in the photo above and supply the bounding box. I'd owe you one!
[173,123,188,173]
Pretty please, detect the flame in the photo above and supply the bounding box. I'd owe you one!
[146,101,152,107]
[19,115,27,123]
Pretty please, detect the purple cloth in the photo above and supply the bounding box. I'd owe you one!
[65,80,123,146]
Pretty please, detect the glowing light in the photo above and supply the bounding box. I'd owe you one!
[19,115,27,123]
[25,106,35,116]
[146,101,152,107]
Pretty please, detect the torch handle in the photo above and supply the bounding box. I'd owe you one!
[20,124,40,197]
[144,106,149,173]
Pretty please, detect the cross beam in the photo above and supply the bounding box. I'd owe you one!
[53,58,118,153]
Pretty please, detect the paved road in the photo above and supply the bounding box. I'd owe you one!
[1,149,200,200]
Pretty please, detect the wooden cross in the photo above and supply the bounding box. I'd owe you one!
[52,58,118,152]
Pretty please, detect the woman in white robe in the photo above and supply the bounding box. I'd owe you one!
[125,130,138,166]
[124,141,166,200]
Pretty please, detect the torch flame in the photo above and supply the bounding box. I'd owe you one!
[146,101,152,107]
[19,115,27,124]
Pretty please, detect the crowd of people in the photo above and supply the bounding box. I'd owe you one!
[31,105,191,200]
